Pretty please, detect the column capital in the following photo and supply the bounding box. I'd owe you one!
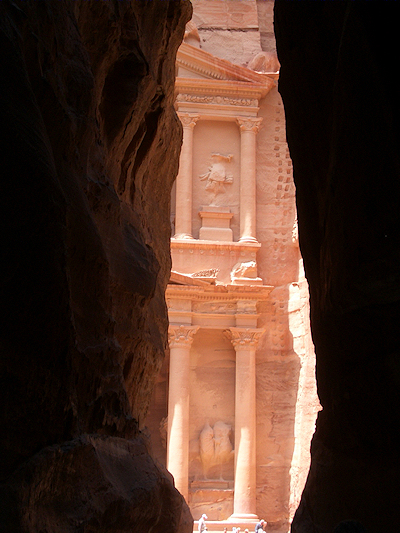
[224,327,264,350]
[168,324,199,348]
[236,117,262,133]
[179,113,200,129]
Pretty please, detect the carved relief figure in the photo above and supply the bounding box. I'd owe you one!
[213,421,234,473]
[199,421,215,477]
[199,420,234,479]
[200,153,233,199]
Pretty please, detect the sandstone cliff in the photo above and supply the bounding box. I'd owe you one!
[275,3,400,532]
[0,0,192,531]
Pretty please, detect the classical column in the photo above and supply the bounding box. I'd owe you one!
[167,324,199,500]
[226,327,264,520]
[237,117,262,243]
[174,113,200,239]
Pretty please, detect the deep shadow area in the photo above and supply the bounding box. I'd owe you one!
[275,2,400,531]
[0,1,193,531]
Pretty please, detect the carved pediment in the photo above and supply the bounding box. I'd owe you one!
[169,270,213,286]
[176,42,276,101]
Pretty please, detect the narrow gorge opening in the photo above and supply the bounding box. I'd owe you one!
[144,2,319,532]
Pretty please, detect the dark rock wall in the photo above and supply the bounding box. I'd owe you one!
[0,0,192,531]
[274,3,400,532]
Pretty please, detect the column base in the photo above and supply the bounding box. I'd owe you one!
[228,513,259,521]
[172,233,194,240]
[194,519,259,532]
[238,236,259,244]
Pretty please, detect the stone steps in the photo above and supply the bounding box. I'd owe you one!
[194,519,258,533]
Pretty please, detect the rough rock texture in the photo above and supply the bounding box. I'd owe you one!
[3,435,191,533]
[190,0,262,66]
[275,3,400,532]
[0,0,192,530]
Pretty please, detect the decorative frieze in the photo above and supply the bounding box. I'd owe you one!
[177,93,258,107]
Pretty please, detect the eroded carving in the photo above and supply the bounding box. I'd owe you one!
[192,301,236,314]
[179,112,200,129]
[184,21,200,45]
[236,300,258,315]
[168,325,199,347]
[237,117,262,133]
[225,328,264,349]
[176,94,258,107]
[191,268,219,279]
[230,260,257,282]
[199,421,234,479]
[200,153,233,198]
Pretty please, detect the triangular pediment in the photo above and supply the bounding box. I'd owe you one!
[177,42,275,87]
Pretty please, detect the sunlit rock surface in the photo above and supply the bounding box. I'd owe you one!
[0,0,192,530]
[275,3,400,532]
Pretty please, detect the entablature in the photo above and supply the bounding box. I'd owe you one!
[170,239,261,253]
[175,42,276,119]
[166,280,273,329]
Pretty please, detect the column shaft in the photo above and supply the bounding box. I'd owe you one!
[234,345,257,517]
[167,325,198,500]
[174,114,199,239]
[237,118,262,243]
[227,328,264,519]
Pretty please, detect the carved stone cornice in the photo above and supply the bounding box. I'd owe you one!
[236,117,263,134]
[168,325,199,348]
[224,327,264,350]
[176,78,269,102]
[166,283,273,303]
[178,113,200,129]
[170,239,261,253]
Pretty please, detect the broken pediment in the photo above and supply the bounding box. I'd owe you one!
[169,270,213,287]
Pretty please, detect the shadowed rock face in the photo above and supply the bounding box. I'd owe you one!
[0,0,192,531]
[274,3,400,532]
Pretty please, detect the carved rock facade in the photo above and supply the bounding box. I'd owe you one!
[146,2,320,531]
